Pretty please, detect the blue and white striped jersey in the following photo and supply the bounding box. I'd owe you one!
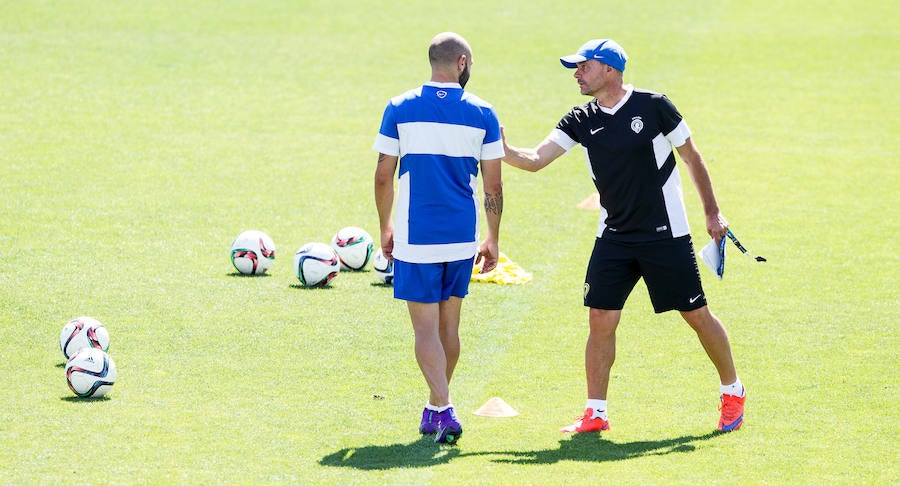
[374,82,503,263]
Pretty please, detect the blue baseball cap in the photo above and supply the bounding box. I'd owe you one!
[560,39,628,72]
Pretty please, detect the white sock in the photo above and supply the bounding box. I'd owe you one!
[425,403,440,411]
[436,404,452,413]
[720,378,745,397]
[585,399,608,419]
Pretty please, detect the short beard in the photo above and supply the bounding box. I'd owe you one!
[459,63,471,89]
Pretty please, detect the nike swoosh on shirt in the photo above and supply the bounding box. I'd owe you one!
[590,127,605,135]
[689,294,703,303]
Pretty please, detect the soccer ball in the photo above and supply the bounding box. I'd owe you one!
[60,316,110,360]
[330,226,374,271]
[293,242,340,287]
[230,230,276,275]
[65,348,117,398]
[372,248,394,284]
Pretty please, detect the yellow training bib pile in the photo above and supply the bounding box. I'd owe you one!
[471,253,532,284]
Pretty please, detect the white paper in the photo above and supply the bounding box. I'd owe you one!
[699,238,724,279]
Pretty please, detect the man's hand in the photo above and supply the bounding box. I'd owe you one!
[707,213,728,244]
[380,227,394,261]
[476,239,498,274]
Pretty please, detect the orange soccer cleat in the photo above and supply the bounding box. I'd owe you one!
[560,408,610,433]
[718,390,746,432]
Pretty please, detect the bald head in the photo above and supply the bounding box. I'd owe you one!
[428,32,472,67]
[428,32,473,87]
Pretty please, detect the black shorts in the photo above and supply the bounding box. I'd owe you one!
[583,236,707,313]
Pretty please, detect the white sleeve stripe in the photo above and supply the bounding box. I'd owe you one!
[481,140,504,160]
[373,134,400,156]
[547,128,577,151]
[665,119,691,147]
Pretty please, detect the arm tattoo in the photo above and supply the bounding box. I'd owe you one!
[377,153,391,165]
[484,191,503,216]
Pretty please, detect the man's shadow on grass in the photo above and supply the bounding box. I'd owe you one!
[319,431,723,470]
[489,431,722,465]
[319,436,463,470]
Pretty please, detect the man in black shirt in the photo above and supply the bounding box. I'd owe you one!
[503,39,746,433]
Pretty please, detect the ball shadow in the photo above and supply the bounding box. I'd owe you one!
[60,395,112,403]
[289,284,336,291]
[226,272,272,278]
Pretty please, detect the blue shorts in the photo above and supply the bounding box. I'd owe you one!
[393,258,473,303]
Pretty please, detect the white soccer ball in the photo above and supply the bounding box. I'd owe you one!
[330,226,374,271]
[230,230,276,275]
[60,316,110,360]
[293,242,340,287]
[65,348,117,398]
[372,248,394,285]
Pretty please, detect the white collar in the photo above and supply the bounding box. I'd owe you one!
[598,84,634,115]
[425,81,463,89]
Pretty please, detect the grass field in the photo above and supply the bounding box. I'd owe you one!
[1,0,897,483]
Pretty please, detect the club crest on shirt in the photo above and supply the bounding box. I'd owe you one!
[630,116,644,134]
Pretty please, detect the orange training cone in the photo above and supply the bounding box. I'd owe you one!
[473,397,519,417]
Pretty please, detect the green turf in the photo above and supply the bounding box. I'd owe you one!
[1,0,897,483]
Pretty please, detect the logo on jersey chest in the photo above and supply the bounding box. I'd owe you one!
[630,116,644,134]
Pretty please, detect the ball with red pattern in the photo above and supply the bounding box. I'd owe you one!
[60,316,110,360]
[330,226,374,271]
[294,242,340,288]
[230,230,276,275]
